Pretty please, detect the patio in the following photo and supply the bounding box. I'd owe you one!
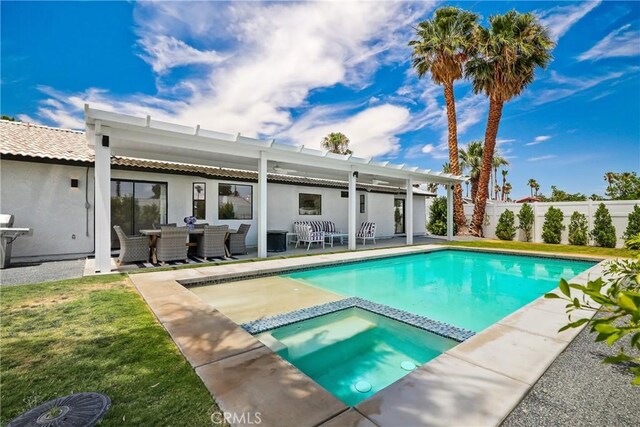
[85,235,465,274]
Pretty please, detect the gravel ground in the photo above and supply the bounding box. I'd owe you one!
[0,258,86,286]
[503,318,639,427]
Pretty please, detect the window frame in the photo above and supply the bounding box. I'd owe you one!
[360,194,365,214]
[192,182,206,219]
[298,193,322,216]
[218,183,254,220]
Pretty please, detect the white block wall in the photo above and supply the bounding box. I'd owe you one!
[426,198,639,247]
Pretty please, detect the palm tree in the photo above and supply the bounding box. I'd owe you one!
[603,172,616,194]
[533,182,540,197]
[442,162,452,173]
[321,132,352,155]
[494,183,501,200]
[527,178,538,197]
[459,141,483,202]
[501,169,508,201]
[503,182,513,201]
[410,6,478,234]
[491,154,509,199]
[466,11,554,236]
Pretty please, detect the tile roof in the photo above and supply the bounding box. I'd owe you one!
[0,120,433,195]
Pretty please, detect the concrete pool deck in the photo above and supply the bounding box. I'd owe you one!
[128,244,608,427]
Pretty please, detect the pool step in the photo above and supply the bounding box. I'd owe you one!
[274,315,377,360]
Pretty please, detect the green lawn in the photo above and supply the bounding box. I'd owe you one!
[0,275,223,426]
[444,239,639,258]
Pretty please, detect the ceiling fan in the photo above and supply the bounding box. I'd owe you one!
[271,164,298,175]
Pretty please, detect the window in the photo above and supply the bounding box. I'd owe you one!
[111,179,167,248]
[299,193,322,215]
[218,184,253,219]
[341,191,349,198]
[360,194,365,213]
[192,182,206,219]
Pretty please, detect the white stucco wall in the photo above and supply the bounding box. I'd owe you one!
[1,159,429,259]
[1,160,95,258]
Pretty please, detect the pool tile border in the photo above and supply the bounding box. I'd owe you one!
[242,296,475,342]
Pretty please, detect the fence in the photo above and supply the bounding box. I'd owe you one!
[425,199,640,248]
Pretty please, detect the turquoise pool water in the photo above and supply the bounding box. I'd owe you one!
[261,307,457,406]
[285,250,595,332]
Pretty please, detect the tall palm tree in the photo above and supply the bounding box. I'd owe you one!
[410,6,479,234]
[503,182,513,201]
[494,183,501,200]
[527,178,538,197]
[321,132,352,155]
[459,141,483,202]
[501,169,509,201]
[533,182,540,197]
[491,154,509,199]
[442,162,452,173]
[466,11,554,236]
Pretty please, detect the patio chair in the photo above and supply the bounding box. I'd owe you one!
[295,224,325,250]
[156,226,189,263]
[113,225,149,264]
[357,221,376,246]
[195,225,228,260]
[152,222,176,229]
[193,223,209,229]
[229,223,251,255]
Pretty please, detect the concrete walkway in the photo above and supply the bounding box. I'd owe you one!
[0,258,85,286]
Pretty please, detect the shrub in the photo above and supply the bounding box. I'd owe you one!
[542,206,565,244]
[625,234,640,250]
[590,203,617,248]
[517,203,534,242]
[427,197,456,236]
[624,205,640,239]
[218,202,235,219]
[495,210,516,241]
[567,211,589,246]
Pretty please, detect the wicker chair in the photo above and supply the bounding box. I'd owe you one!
[156,226,189,263]
[295,224,325,250]
[195,225,228,260]
[229,223,251,255]
[357,222,376,246]
[113,225,149,264]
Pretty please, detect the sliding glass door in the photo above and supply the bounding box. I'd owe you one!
[111,179,168,248]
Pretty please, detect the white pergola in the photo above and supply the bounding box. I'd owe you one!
[85,106,465,273]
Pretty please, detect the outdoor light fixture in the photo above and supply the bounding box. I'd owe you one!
[352,171,359,178]
[101,135,109,147]
[70,179,79,188]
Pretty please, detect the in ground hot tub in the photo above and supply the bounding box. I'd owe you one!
[256,307,458,406]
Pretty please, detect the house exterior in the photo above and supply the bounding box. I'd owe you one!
[0,119,434,261]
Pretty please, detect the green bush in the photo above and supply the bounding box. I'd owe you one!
[495,210,516,241]
[218,202,235,219]
[567,211,589,246]
[624,205,640,239]
[427,197,456,236]
[590,203,617,248]
[517,203,534,242]
[542,206,565,244]
[625,234,640,250]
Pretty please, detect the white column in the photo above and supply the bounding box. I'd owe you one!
[94,124,111,273]
[406,176,414,245]
[257,151,268,258]
[446,184,453,241]
[348,170,357,250]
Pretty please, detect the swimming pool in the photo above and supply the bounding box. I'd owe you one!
[285,250,595,332]
[258,307,458,406]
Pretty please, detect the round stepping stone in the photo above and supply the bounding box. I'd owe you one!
[355,380,372,393]
[8,392,110,427]
[401,360,417,371]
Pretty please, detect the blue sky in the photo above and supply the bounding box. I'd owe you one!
[2,1,639,198]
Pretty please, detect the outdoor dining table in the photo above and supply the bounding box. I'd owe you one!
[139,228,237,263]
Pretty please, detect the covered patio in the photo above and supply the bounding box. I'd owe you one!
[85,105,465,273]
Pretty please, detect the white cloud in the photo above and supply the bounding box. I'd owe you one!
[137,35,227,73]
[577,24,640,61]
[538,1,601,42]
[279,103,411,158]
[32,1,436,158]
[421,144,434,154]
[532,69,631,105]
[527,154,557,162]
[525,135,552,146]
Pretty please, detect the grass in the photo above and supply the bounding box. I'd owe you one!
[443,239,639,258]
[0,274,224,426]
